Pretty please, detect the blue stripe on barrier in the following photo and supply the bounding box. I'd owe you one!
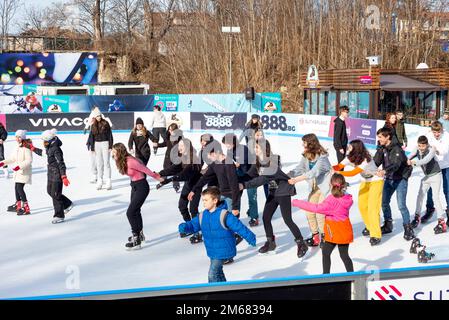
[7,264,449,300]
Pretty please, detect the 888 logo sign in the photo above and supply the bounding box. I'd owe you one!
[259,114,296,132]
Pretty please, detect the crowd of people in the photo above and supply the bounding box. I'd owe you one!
[1,105,449,283]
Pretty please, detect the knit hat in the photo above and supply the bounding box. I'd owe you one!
[91,107,102,118]
[15,130,27,139]
[136,117,144,126]
[251,114,260,120]
[41,129,57,142]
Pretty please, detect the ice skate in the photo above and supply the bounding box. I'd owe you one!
[296,239,309,261]
[128,231,145,243]
[17,202,30,216]
[52,217,65,224]
[7,201,20,212]
[64,203,74,215]
[410,238,421,254]
[417,246,435,263]
[370,237,381,246]
[126,234,142,250]
[258,236,276,255]
[180,231,193,238]
[248,218,259,227]
[362,228,370,236]
[411,214,421,229]
[381,219,393,234]
[96,179,103,190]
[305,233,320,247]
[189,233,203,244]
[104,179,112,190]
[403,223,415,241]
[89,175,97,184]
[433,218,447,234]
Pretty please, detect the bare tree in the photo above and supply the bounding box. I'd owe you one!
[0,0,22,51]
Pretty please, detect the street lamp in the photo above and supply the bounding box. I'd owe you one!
[222,26,240,94]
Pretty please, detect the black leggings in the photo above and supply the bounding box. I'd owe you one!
[127,179,150,234]
[178,183,201,222]
[263,195,303,240]
[152,128,167,146]
[322,242,354,274]
[15,183,27,202]
[47,180,72,218]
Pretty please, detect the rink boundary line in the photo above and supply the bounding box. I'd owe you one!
[7,264,449,300]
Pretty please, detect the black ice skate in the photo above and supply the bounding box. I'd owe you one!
[433,218,447,234]
[417,246,435,263]
[126,234,142,250]
[296,239,309,260]
[411,214,421,229]
[370,237,381,246]
[421,208,435,223]
[190,233,203,244]
[362,228,370,236]
[410,238,421,254]
[7,201,20,212]
[258,236,276,254]
[381,220,393,234]
[248,218,259,227]
[128,231,145,243]
[403,223,415,241]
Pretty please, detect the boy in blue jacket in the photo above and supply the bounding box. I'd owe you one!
[179,186,256,283]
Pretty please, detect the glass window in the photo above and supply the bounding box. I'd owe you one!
[319,91,325,115]
[326,91,336,116]
[311,91,319,115]
[304,91,310,114]
[357,91,370,119]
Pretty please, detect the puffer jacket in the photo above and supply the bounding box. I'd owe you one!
[3,144,33,184]
[33,137,67,182]
[292,194,354,244]
[180,202,256,260]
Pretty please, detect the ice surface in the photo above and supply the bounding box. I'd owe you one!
[0,131,448,299]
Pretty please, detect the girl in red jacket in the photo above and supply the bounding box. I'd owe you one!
[292,173,354,274]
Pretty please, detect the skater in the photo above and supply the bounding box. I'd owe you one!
[128,117,155,166]
[333,105,349,164]
[154,123,183,192]
[288,133,331,247]
[240,138,309,259]
[222,133,259,227]
[198,133,218,188]
[178,186,256,283]
[423,121,449,226]
[395,110,408,149]
[0,121,9,178]
[438,110,449,133]
[333,140,383,246]
[239,114,263,144]
[383,113,400,146]
[111,143,163,250]
[90,109,114,190]
[0,130,33,215]
[26,129,73,224]
[292,173,354,274]
[85,107,100,184]
[373,127,414,241]
[151,105,167,155]
[408,136,446,234]
[157,138,204,243]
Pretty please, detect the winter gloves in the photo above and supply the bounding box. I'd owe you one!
[62,176,70,187]
[0,163,19,171]
[178,223,187,234]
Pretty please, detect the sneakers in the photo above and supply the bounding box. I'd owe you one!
[126,233,142,250]
[305,233,320,247]
[362,228,370,237]
[370,237,381,246]
[381,220,393,235]
[64,203,74,215]
[258,236,276,254]
[249,218,259,227]
[411,214,421,229]
[52,217,65,224]
[17,202,30,216]
[421,208,435,223]
[223,258,234,265]
[433,218,447,234]
[190,233,203,244]
[7,201,21,212]
[235,234,243,246]
[296,239,309,259]
[403,223,415,241]
[128,231,146,243]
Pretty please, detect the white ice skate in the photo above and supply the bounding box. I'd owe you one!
[52,217,65,224]
[89,175,97,184]
[96,179,103,190]
[104,179,112,190]
[64,203,74,215]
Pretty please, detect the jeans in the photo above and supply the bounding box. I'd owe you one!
[426,168,449,211]
[382,178,410,224]
[208,259,227,283]
[246,188,258,219]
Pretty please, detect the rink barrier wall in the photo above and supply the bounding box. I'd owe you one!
[2,112,430,151]
[8,264,449,300]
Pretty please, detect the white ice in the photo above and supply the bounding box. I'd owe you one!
[0,131,448,299]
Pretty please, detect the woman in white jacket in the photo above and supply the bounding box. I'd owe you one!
[0,130,33,215]
[288,133,332,247]
[151,106,167,155]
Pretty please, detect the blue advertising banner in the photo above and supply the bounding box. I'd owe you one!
[68,95,155,113]
[153,94,179,111]
[0,52,98,85]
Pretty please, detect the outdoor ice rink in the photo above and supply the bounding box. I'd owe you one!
[1,130,449,299]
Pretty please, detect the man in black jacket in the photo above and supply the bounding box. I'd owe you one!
[374,127,414,241]
[27,130,73,224]
[333,105,349,164]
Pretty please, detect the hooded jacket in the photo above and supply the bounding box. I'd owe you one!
[33,137,67,182]
[3,143,33,184]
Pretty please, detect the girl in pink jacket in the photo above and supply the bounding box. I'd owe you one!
[292,173,354,274]
[112,143,163,250]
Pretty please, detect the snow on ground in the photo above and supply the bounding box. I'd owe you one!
[1,131,449,299]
